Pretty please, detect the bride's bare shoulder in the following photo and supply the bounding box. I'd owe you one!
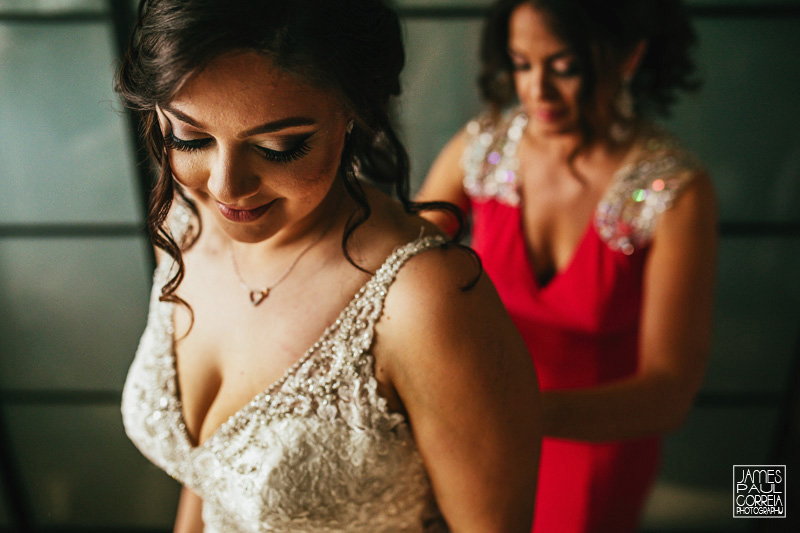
[346,184,449,269]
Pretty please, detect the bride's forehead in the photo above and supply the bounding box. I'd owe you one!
[180,52,311,96]
[169,51,343,118]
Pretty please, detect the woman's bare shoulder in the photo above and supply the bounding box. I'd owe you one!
[379,240,512,351]
[346,184,449,268]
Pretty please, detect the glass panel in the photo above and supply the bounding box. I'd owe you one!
[660,405,778,485]
[0,22,141,224]
[393,0,800,12]
[0,237,152,391]
[0,474,9,527]
[396,0,492,7]
[686,0,800,5]
[400,18,484,191]
[642,405,779,531]
[399,15,800,225]
[643,483,746,531]
[3,404,180,528]
[395,0,800,9]
[703,237,800,394]
[0,0,105,13]
[394,0,800,9]
[662,19,800,223]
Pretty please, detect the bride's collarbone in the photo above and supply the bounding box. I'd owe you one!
[175,260,370,362]
[180,289,347,351]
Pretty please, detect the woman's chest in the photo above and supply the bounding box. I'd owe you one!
[516,164,609,283]
[171,256,370,447]
[471,198,646,334]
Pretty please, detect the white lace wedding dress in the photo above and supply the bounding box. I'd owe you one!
[122,206,448,532]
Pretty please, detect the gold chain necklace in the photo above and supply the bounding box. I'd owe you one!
[230,227,329,306]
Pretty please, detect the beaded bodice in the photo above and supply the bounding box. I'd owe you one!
[121,210,447,532]
[462,106,700,254]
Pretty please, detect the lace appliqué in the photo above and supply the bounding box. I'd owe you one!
[594,136,701,254]
[461,107,528,207]
[121,221,449,532]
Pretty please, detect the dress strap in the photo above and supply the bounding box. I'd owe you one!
[338,234,448,354]
[594,135,703,254]
[461,106,527,207]
[166,198,197,249]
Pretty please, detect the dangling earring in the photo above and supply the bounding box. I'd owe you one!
[610,76,634,143]
[346,119,354,134]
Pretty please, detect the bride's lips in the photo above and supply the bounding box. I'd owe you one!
[215,200,275,223]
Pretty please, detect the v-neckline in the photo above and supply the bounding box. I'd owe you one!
[162,235,437,453]
[514,148,643,292]
[517,212,596,292]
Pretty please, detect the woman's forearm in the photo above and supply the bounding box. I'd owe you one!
[542,370,698,442]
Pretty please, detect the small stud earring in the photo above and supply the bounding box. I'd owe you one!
[346,119,354,134]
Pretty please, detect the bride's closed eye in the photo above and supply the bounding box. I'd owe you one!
[164,131,313,164]
[164,132,212,152]
[254,136,312,163]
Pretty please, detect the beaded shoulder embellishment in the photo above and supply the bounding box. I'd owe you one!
[461,107,528,207]
[594,136,701,254]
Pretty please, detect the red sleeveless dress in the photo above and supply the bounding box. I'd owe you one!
[461,108,697,532]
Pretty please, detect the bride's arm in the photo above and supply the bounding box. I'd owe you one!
[173,487,204,533]
[374,246,541,532]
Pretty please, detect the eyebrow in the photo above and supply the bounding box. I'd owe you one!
[507,48,575,61]
[161,104,317,138]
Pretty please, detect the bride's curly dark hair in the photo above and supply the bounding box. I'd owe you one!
[479,0,701,139]
[115,0,471,309]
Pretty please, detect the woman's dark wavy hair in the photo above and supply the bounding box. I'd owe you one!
[479,0,701,137]
[115,0,472,309]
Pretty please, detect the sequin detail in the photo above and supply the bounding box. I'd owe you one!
[594,136,700,254]
[461,108,528,206]
[462,107,701,254]
[121,215,448,532]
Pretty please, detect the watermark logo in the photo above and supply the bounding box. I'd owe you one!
[733,465,786,518]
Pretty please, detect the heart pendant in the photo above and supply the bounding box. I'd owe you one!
[249,288,269,306]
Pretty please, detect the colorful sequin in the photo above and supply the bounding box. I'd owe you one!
[462,106,702,254]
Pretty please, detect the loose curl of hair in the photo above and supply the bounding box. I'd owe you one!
[479,0,701,140]
[115,0,475,311]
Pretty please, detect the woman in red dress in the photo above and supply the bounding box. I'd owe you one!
[417,0,716,531]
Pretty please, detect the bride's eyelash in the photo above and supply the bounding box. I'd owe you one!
[164,132,312,163]
[164,132,211,152]
[255,141,311,163]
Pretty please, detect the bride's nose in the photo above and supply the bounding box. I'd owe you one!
[207,145,261,204]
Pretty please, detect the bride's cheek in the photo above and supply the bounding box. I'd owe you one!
[169,156,206,188]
